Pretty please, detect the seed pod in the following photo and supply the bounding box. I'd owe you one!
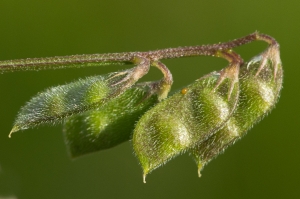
[63,83,159,158]
[133,70,239,181]
[191,49,283,176]
[9,70,134,136]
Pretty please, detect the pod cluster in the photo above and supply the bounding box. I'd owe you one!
[134,50,283,181]
[9,43,283,183]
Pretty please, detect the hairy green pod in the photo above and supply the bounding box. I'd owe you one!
[63,83,159,158]
[133,71,239,179]
[9,70,132,135]
[191,54,283,176]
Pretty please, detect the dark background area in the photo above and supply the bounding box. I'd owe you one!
[0,0,299,198]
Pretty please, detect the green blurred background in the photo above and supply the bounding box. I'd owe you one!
[0,0,298,198]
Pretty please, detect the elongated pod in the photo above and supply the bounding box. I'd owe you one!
[191,46,283,176]
[9,69,137,136]
[63,83,159,158]
[133,69,239,181]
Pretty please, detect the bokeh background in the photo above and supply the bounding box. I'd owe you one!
[0,0,298,198]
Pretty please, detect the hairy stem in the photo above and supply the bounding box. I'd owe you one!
[0,32,276,73]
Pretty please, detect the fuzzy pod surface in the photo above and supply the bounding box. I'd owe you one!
[64,83,159,158]
[191,52,283,176]
[10,70,133,135]
[133,70,239,179]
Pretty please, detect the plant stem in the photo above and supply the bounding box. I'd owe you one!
[0,32,276,73]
